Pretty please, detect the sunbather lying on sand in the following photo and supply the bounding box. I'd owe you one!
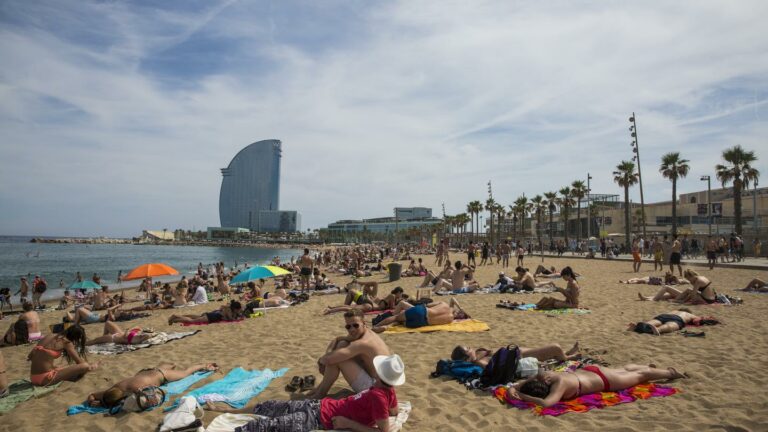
[306,309,392,399]
[372,298,469,332]
[206,354,404,432]
[85,321,155,345]
[738,278,767,292]
[167,300,242,325]
[86,362,219,408]
[637,270,717,304]
[534,265,582,278]
[65,304,129,325]
[534,267,579,310]
[507,364,687,407]
[322,281,389,314]
[452,342,581,366]
[628,308,718,335]
[620,272,689,285]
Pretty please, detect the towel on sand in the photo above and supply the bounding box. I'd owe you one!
[165,367,288,411]
[494,383,678,416]
[499,303,591,315]
[87,330,200,355]
[383,319,490,334]
[180,319,244,327]
[0,381,60,414]
[203,402,412,432]
[66,370,213,415]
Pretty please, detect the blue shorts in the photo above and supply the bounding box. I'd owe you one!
[404,304,428,328]
[85,312,100,324]
[452,287,471,294]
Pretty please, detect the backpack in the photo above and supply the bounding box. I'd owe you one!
[480,345,521,387]
[35,280,47,293]
[430,359,483,383]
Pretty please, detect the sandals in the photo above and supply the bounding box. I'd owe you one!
[286,376,303,392]
[301,375,315,391]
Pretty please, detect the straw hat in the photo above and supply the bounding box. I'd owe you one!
[373,354,406,386]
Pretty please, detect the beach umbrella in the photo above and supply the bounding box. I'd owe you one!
[69,280,102,290]
[122,263,179,281]
[231,265,290,284]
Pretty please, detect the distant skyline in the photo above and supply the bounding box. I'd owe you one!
[1,1,766,237]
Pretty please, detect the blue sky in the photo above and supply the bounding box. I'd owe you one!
[1,0,766,237]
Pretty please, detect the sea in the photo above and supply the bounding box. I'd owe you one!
[0,236,302,300]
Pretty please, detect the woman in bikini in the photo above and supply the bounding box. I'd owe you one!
[85,321,155,346]
[167,300,242,325]
[28,325,99,386]
[637,269,717,304]
[86,362,219,408]
[534,267,580,310]
[323,280,385,315]
[508,363,687,407]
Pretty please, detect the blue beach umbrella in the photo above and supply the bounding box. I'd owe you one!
[230,265,291,284]
[69,280,102,290]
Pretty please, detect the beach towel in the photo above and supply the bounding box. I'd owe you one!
[115,312,152,322]
[0,381,60,415]
[498,303,591,315]
[86,331,199,355]
[203,402,412,432]
[180,319,244,327]
[493,383,679,416]
[66,370,214,415]
[165,367,288,411]
[383,319,490,334]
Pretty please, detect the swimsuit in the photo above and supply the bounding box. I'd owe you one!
[84,312,100,324]
[125,328,142,344]
[452,287,471,294]
[404,304,429,328]
[30,345,64,386]
[576,365,610,396]
[300,267,312,276]
[698,282,717,304]
[670,252,682,264]
[137,367,168,385]
[206,311,224,323]
[654,314,686,330]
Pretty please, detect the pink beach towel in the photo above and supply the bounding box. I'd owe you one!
[493,383,679,416]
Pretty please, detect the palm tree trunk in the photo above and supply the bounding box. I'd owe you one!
[549,211,554,248]
[734,178,743,235]
[671,178,677,236]
[577,200,582,242]
[624,186,631,242]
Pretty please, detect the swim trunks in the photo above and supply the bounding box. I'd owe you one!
[670,252,681,265]
[84,312,100,324]
[632,252,641,262]
[206,311,223,323]
[404,304,428,328]
[300,267,312,276]
[654,314,685,330]
[349,368,376,393]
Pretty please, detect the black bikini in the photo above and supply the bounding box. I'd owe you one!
[698,282,717,304]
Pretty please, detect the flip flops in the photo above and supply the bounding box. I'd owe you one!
[681,330,706,337]
[301,375,315,391]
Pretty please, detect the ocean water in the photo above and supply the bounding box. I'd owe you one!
[0,236,302,300]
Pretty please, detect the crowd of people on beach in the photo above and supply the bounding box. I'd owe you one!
[0,237,764,431]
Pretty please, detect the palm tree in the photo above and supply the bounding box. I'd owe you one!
[529,194,546,251]
[716,146,760,235]
[466,203,475,241]
[471,201,483,241]
[494,204,506,243]
[513,196,528,241]
[659,152,690,236]
[571,180,587,243]
[559,187,574,247]
[544,191,558,247]
[613,161,640,241]
[485,198,497,245]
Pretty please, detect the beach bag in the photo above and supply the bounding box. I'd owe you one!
[430,359,483,383]
[35,280,47,294]
[480,345,521,387]
[113,386,167,414]
[515,357,540,378]
[159,396,204,432]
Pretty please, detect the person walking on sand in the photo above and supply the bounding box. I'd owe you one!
[669,235,683,277]
[305,309,392,399]
[652,237,664,271]
[15,277,30,305]
[467,242,477,266]
[631,239,642,273]
[706,237,717,269]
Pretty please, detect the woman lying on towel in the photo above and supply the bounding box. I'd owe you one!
[167,301,242,325]
[85,321,155,346]
[28,325,99,386]
[534,266,582,279]
[507,364,687,407]
[628,308,719,335]
[534,267,580,310]
[620,272,689,285]
[637,269,717,304]
[372,298,469,332]
[85,362,219,408]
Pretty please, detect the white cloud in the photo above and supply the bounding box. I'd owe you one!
[0,0,766,236]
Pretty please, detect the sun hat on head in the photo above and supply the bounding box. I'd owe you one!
[373,354,406,386]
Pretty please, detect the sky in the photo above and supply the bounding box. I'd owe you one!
[0,0,766,237]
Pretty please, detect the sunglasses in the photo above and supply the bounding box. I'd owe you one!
[345,323,361,330]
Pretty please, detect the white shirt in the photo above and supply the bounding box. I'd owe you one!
[191,285,208,304]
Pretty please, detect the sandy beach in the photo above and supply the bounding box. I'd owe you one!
[1,254,766,432]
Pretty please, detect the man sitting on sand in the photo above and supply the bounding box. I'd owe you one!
[207,354,404,432]
[432,261,479,294]
[451,342,581,366]
[506,364,687,407]
[305,309,392,399]
[628,308,719,335]
[418,261,453,288]
[372,298,469,332]
[86,362,219,408]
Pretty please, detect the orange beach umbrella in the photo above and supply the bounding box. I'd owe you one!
[122,263,179,281]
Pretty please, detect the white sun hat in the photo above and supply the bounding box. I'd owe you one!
[373,354,406,386]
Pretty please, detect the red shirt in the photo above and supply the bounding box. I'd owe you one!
[319,386,397,429]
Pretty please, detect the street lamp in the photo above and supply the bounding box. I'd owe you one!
[629,114,647,238]
[754,178,759,234]
[586,173,593,240]
[700,175,712,236]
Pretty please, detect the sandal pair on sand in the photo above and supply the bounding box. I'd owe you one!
[286,375,315,392]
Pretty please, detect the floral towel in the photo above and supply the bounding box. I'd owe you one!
[493,383,679,416]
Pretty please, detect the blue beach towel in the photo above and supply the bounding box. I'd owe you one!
[66,370,214,415]
[164,367,288,411]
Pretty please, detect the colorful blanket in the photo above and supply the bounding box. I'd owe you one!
[165,367,288,411]
[493,383,678,416]
[66,370,213,415]
[383,319,490,334]
[86,330,199,355]
[0,381,60,414]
